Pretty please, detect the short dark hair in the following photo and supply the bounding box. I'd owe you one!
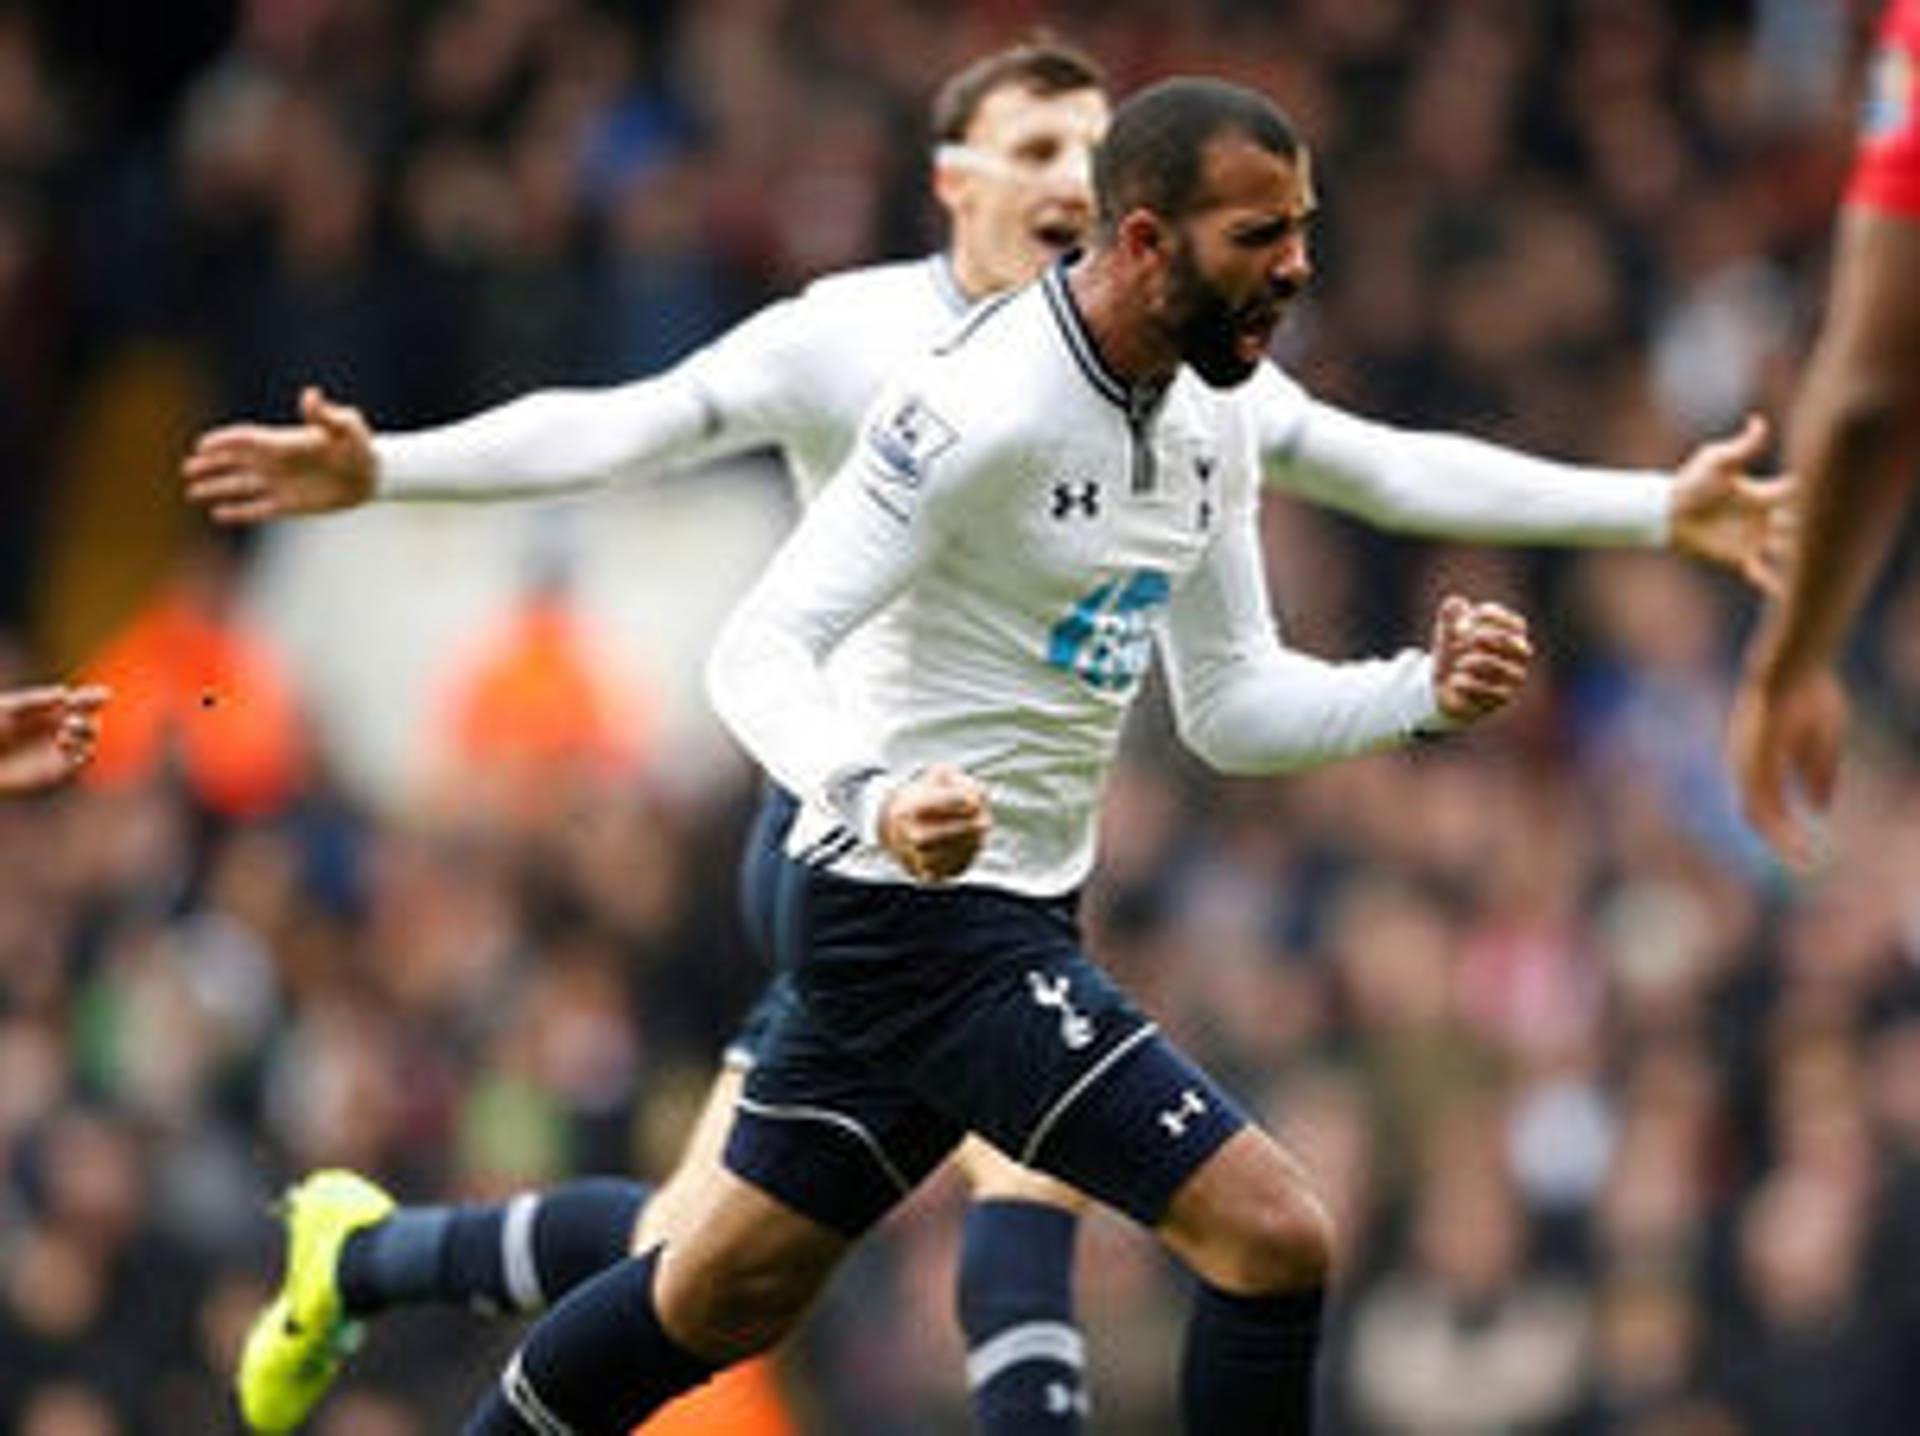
[1093,78,1301,232]
[929,37,1106,145]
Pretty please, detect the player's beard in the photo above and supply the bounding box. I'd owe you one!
[1163,235,1288,389]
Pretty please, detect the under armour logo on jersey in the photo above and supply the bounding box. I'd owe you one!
[1027,971,1094,1050]
[1159,1088,1207,1138]
[1050,480,1100,519]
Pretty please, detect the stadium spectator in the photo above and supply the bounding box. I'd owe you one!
[429,556,658,825]
[80,540,305,819]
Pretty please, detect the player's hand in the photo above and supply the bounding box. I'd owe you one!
[1728,646,1846,869]
[1431,596,1531,725]
[181,386,377,524]
[879,763,990,882]
[0,685,108,797]
[1669,413,1795,597]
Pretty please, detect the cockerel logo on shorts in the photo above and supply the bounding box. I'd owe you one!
[1026,971,1095,1050]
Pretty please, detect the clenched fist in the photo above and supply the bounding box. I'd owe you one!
[879,763,991,882]
[1430,596,1532,725]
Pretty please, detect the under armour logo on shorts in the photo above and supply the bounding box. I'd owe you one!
[1026,970,1094,1050]
[1159,1088,1207,1138]
[1045,1381,1090,1417]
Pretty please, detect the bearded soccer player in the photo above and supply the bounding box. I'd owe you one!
[193,44,1790,1436]
[465,76,1535,1435]
[1731,0,1920,865]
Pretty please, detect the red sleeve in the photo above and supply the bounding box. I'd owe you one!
[1847,0,1920,217]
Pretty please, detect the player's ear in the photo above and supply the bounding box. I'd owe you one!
[932,152,970,215]
[1117,208,1163,262]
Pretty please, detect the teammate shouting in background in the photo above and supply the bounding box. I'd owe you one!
[1731,0,1920,865]
[189,41,1790,1436]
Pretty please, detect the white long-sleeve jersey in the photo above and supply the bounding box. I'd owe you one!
[370,254,1673,549]
[706,265,1454,898]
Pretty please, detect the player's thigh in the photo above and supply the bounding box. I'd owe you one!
[636,1063,746,1252]
[952,1135,1090,1214]
[1154,1126,1332,1295]
[641,970,806,1249]
[729,911,967,1238]
[656,1163,851,1360]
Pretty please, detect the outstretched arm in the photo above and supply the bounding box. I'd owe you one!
[182,295,819,522]
[182,375,717,522]
[1158,513,1530,775]
[0,685,108,797]
[1255,367,1791,592]
[1730,206,1920,864]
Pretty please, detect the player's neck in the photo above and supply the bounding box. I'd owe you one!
[1066,252,1180,388]
[948,248,999,305]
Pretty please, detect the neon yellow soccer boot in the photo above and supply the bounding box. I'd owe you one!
[237,1169,395,1433]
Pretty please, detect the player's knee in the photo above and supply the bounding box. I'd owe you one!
[1217,1184,1334,1295]
[668,1242,833,1360]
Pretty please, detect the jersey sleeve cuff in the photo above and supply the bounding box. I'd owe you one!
[824,764,908,847]
[1406,652,1459,739]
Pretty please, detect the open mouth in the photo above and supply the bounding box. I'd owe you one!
[1031,218,1085,251]
[1235,304,1281,357]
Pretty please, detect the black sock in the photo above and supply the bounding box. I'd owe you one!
[337,1177,651,1316]
[1180,1283,1324,1435]
[461,1249,715,1435]
[957,1200,1087,1432]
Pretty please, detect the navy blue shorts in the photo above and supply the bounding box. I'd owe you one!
[722,975,800,1071]
[725,869,1248,1236]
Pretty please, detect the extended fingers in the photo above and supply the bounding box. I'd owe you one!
[0,686,69,726]
[63,685,109,715]
[183,469,266,504]
[187,423,275,460]
[303,386,365,440]
[1737,763,1801,865]
[182,434,278,500]
[211,496,285,526]
[56,710,99,764]
[1711,412,1771,466]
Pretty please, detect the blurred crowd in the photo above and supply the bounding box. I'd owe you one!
[5,0,1920,1431]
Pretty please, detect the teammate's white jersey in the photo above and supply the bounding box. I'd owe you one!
[374,256,972,508]
[707,265,1451,898]
[370,255,1673,551]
